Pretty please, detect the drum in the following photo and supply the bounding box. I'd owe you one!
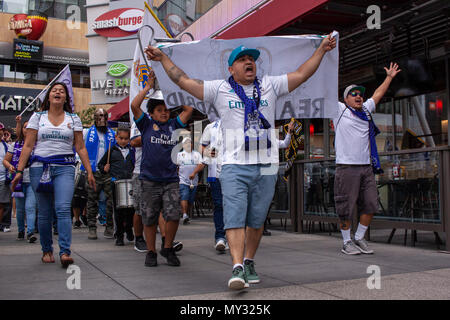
[114,179,134,209]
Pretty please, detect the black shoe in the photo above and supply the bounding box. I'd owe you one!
[53,229,58,235]
[27,233,37,243]
[160,247,180,266]
[134,236,148,253]
[126,230,134,242]
[80,215,88,226]
[263,229,272,236]
[73,220,82,229]
[173,241,183,252]
[145,251,157,267]
[17,231,25,240]
[115,236,124,246]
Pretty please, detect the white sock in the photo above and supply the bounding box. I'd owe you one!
[244,258,253,264]
[355,223,368,241]
[182,213,188,219]
[341,229,351,244]
[233,263,244,270]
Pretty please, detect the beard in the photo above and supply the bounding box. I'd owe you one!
[96,125,107,134]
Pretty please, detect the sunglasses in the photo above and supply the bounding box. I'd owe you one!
[350,91,363,97]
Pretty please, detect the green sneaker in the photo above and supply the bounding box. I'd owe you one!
[244,260,260,284]
[228,266,249,290]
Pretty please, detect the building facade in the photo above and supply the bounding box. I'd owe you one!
[0,0,91,127]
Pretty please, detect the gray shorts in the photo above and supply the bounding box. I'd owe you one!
[132,174,141,214]
[334,165,379,221]
[0,182,11,204]
[140,179,181,226]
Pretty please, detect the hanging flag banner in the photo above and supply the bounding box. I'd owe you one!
[129,0,172,118]
[151,33,339,121]
[282,118,304,181]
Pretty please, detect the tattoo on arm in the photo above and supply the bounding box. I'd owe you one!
[168,65,187,84]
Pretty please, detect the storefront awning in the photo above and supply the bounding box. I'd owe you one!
[107,96,129,121]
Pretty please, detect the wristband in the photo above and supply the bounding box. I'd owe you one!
[16,170,23,174]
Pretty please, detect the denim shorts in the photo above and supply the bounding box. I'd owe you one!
[220,164,277,230]
[179,184,197,203]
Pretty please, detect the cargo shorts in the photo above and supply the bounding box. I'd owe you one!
[334,165,379,221]
[131,174,141,215]
[140,179,181,226]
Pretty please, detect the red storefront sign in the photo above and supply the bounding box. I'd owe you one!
[93,8,144,38]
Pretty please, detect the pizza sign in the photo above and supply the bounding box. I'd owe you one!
[93,8,144,38]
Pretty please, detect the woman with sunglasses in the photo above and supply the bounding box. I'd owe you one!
[11,82,95,268]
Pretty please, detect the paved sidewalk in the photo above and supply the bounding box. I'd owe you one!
[1,218,450,300]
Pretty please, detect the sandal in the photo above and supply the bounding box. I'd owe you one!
[60,254,74,268]
[41,252,55,263]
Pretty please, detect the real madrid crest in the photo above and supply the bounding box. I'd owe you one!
[67,122,72,129]
[153,123,159,131]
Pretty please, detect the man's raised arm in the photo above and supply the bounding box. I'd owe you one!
[287,33,336,93]
[145,46,204,101]
[371,62,401,105]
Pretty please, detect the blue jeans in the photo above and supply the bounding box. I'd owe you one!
[209,179,226,241]
[30,166,75,256]
[15,183,37,235]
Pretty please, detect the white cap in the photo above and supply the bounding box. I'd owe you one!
[343,84,365,100]
[149,90,164,100]
[182,136,191,144]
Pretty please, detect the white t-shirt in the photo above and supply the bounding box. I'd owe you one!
[130,121,142,175]
[333,98,376,165]
[177,150,202,186]
[200,120,222,178]
[0,141,8,182]
[7,143,30,183]
[27,111,82,167]
[203,75,289,165]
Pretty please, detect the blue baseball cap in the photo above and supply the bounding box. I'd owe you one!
[228,45,260,67]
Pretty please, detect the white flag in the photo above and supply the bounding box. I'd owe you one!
[152,34,340,120]
[129,0,171,118]
[38,64,75,111]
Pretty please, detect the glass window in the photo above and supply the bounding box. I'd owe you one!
[156,0,221,37]
[1,0,28,13]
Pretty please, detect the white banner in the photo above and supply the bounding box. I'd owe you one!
[129,0,171,118]
[152,34,339,120]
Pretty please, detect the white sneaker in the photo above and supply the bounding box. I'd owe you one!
[3,227,11,233]
[215,239,226,252]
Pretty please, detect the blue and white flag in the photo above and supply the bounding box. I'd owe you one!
[38,64,75,111]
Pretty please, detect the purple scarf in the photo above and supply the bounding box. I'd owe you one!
[10,141,24,198]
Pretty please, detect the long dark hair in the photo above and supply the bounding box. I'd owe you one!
[16,121,28,143]
[40,82,72,113]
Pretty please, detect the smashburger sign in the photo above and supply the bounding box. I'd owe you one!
[93,8,144,37]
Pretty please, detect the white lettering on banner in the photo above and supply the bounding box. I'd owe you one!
[152,35,339,120]
[0,95,38,112]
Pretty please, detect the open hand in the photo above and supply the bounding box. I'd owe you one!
[87,172,96,191]
[385,62,401,79]
[10,173,21,192]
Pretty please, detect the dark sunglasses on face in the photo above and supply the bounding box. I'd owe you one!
[350,91,363,97]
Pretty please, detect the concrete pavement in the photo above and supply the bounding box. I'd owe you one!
[1,218,450,300]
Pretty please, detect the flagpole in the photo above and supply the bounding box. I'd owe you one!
[19,64,70,117]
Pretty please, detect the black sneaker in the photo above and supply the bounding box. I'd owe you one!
[145,251,157,267]
[27,233,37,243]
[134,236,148,253]
[173,241,183,252]
[80,215,88,226]
[73,220,82,229]
[126,229,134,242]
[53,228,58,235]
[115,236,124,246]
[17,231,25,240]
[160,247,180,266]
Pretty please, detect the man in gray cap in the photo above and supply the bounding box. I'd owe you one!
[145,34,336,290]
[333,62,401,255]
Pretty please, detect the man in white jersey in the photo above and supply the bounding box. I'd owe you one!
[334,62,401,255]
[145,34,336,290]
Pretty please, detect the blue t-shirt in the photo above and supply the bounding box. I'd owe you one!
[135,113,186,182]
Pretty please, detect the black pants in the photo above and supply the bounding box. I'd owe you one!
[112,183,134,237]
